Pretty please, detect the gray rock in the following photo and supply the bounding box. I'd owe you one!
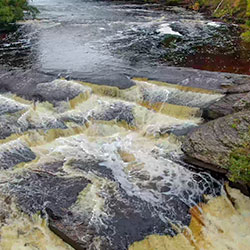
[227,83,250,94]
[182,110,250,173]
[0,111,67,140]
[34,79,92,103]
[203,82,250,120]
[233,92,250,112]
[7,162,179,250]
[0,68,54,98]
[92,102,135,125]
[0,114,21,139]
[0,139,36,169]
[0,95,28,115]
[203,93,246,119]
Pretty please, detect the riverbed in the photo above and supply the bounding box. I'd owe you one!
[0,1,249,250]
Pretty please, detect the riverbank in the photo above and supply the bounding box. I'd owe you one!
[188,0,250,42]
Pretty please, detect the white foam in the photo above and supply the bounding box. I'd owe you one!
[207,21,222,28]
[157,23,182,36]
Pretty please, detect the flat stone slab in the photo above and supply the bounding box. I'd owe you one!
[1,67,250,101]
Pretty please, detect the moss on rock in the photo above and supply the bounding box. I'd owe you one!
[182,111,250,186]
[228,129,250,184]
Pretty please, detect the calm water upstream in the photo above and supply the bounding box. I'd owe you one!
[0,0,249,88]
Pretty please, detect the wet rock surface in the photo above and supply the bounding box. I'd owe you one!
[1,67,250,100]
[182,110,250,173]
[0,95,28,115]
[10,172,90,219]
[92,102,135,125]
[203,82,250,120]
[0,113,23,139]
[0,68,54,99]
[0,79,223,249]
[0,1,249,249]
[6,157,207,250]
[0,139,36,169]
[34,80,92,103]
[0,101,68,139]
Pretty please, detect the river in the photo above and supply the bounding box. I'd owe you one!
[1,0,249,87]
[0,1,249,250]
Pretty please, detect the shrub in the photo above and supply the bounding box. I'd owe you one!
[241,30,250,42]
[0,0,38,25]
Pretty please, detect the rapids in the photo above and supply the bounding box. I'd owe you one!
[0,78,224,249]
[0,1,249,249]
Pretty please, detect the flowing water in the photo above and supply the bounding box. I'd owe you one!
[0,78,224,249]
[0,0,249,249]
[0,0,249,85]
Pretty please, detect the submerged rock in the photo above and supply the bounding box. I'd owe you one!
[0,139,36,169]
[0,95,28,115]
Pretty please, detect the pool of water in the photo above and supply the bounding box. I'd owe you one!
[0,0,249,87]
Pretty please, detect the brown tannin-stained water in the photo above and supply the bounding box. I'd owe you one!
[183,42,250,75]
[0,78,224,249]
[0,0,249,83]
[0,1,250,249]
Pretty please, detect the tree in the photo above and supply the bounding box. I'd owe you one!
[0,0,38,26]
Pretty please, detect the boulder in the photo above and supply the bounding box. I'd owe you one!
[182,110,250,177]
[203,83,250,120]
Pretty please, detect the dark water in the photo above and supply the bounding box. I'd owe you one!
[0,0,249,88]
